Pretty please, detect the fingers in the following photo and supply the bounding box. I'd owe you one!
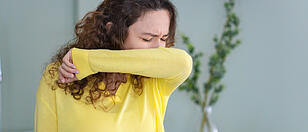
[57,49,79,84]
[58,71,78,83]
[61,63,79,74]
[59,65,75,78]
[63,50,76,69]
[58,70,66,83]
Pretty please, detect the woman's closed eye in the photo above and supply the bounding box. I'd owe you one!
[142,38,167,42]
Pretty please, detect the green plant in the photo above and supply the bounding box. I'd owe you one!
[178,0,241,131]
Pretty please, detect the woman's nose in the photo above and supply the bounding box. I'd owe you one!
[150,39,164,48]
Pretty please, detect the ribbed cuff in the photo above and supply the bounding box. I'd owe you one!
[71,48,95,80]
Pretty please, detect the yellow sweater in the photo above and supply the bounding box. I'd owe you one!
[34,46,193,132]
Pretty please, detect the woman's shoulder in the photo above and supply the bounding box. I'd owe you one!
[36,62,61,99]
[41,61,61,84]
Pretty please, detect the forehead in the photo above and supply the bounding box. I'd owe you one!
[129,10,170,35]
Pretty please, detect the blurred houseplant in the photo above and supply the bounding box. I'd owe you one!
[178,0,241,132]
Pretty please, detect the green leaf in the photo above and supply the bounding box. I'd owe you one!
[209,54,219,66]
[209,93,219,106]
[213,35,219,43]
[214,84,225,93]
[204,82,213,91]
[187,43,194,53]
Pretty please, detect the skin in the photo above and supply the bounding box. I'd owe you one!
[58,9,171,83]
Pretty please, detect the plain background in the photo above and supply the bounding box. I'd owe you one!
[0,0,307,132]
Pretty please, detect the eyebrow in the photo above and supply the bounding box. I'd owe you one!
[141,32,169,37]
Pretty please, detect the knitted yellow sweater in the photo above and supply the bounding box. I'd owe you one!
[34,46,192,132]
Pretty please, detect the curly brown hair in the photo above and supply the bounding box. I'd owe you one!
[44,0,177,111]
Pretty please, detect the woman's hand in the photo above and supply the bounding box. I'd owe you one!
[58,49,79,83]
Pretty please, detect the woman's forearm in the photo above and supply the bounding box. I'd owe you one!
[72,46,192,82]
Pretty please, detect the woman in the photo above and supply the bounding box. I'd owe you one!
[34,0,192,132]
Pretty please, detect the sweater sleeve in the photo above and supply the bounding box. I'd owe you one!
[34,63,58,132]
[71,46,193,96]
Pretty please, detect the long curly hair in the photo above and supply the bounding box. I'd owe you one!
[44,0,177,111]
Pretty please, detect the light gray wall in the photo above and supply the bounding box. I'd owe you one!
[165,0,308,132]
[1,0,307,132]
[0,0,75,131]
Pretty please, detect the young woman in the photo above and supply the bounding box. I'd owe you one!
[34,0,192,132]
